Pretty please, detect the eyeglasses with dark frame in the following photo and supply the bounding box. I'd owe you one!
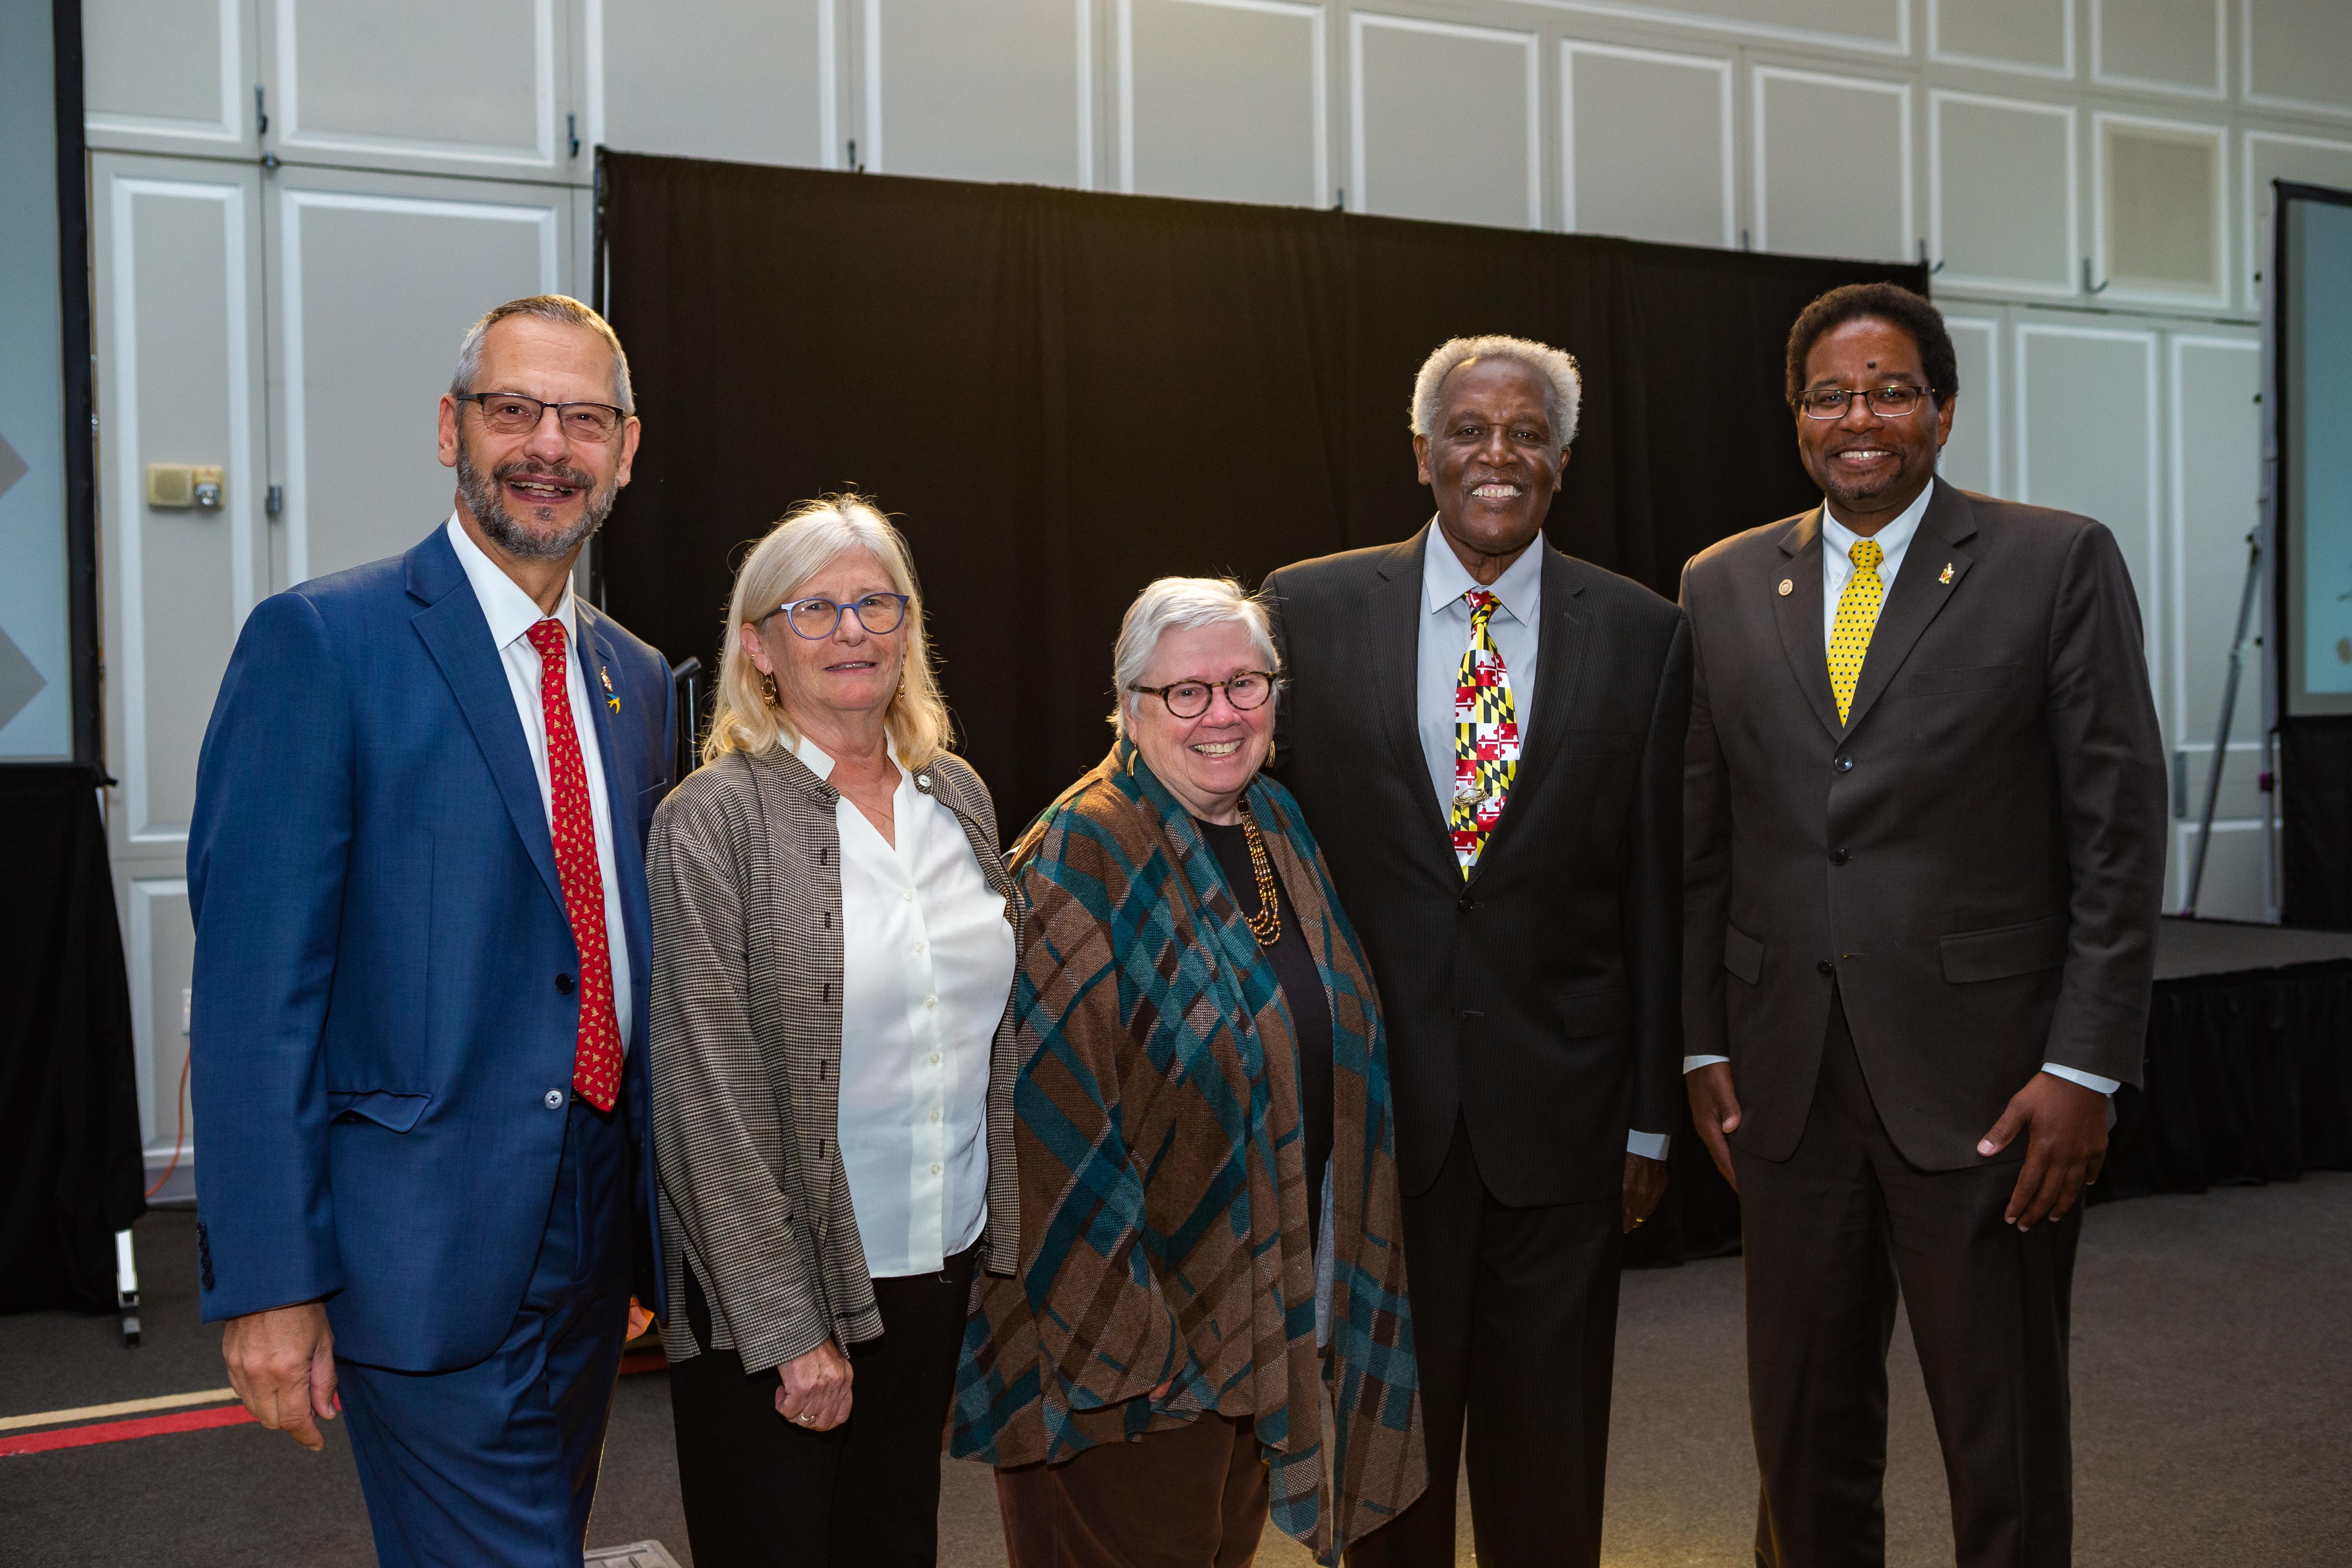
[455,391,630,442]
[1126,671,1279,720]
[1799,384,1933,420]
[766,592,912,641]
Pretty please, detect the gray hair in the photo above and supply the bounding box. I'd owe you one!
[1409,334,1581,450]
[450,294,635,413]
[1109,576,1280,738]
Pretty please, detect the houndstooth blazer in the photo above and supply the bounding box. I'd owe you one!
[647,743,1021,1373]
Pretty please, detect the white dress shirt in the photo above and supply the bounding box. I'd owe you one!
[1680,481,2119,1098]
[799,734,1015,1279]
[1416,526,1671,1160]
[446,514,632,1049]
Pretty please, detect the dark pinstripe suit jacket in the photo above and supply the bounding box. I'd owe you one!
[646,745,1020,1372]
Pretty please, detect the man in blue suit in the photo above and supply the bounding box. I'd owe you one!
[189,294,674,1566]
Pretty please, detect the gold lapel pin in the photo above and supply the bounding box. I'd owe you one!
[1939,562,1955,585]
[1777,578,1793,597]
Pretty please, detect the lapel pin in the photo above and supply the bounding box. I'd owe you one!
[600,666,619,713]
[1777,578,1793,597]
[1939,562,1955,585]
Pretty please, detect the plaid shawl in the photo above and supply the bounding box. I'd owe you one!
[951,741,1422,1563]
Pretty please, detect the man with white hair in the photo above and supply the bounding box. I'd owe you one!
[1264,335,1690,1567]
[188,295,674,1565]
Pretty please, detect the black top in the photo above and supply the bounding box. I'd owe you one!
[1195,817,1334,1251]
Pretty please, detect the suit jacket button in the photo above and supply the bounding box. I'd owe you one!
[1817,960,1835,976]
[1457,894,1476,913]
[555,973,575,995]
[1834,755,1854,772]
[1828,849,1849,865]
[544,1089,565,1109]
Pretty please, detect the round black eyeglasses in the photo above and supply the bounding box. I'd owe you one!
[1127,671,1279,719]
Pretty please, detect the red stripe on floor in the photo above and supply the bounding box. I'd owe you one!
[0,1403,256,1457]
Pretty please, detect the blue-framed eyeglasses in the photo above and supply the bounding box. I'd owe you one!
[767,592,911,640]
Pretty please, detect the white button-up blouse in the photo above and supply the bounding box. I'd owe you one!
[794,734,1016,1279]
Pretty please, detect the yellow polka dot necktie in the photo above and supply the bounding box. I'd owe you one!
[1451,590,1521,876]
[1828,539,1885,726]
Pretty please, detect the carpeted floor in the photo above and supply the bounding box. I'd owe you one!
[5,1176,2347,1566]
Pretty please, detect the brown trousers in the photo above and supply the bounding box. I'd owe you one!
[995,1413,1270,1568]
[1738,990,2081,1568]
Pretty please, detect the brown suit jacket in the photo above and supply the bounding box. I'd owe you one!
[1681,482,2167,1171]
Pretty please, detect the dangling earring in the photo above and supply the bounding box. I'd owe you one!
[760,671,780,708]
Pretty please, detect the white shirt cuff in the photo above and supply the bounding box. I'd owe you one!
[1682,1054,1730,1073]
[1627,1129,1670,1160]
[2041,1063,2121,1096]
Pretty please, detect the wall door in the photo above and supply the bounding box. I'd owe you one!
[90,146,583,1197]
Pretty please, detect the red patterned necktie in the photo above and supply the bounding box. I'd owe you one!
[526,617,622,1112]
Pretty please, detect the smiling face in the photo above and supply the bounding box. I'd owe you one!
[739,546,906,737]
[1795,316,1955,531]
[1414,356,1568,583]
[437,314,640,562]
[1126,618,1276,825]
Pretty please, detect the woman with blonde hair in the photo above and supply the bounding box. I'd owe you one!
[647,493,1019,1566]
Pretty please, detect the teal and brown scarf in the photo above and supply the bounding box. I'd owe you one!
[951,740,1422,1563]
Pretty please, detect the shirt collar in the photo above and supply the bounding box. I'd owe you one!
[1821,478,1935,564]
[791,730,903,784]
[1421,517,1544,622]
[445,512,574,651]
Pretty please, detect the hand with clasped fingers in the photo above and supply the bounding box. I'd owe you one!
[221,1300,339,1451]
[1685,1060,2108,1230]
[777,1340,853,1431]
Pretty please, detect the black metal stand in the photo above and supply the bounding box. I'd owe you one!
[2184,532,2265,916]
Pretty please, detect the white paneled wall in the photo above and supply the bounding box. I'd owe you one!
[78,0,2352,1177]
[1562,41,1733,247]
[1931,91,2076,295]
[1350,14,1539,228]
[1122,0,1326,206]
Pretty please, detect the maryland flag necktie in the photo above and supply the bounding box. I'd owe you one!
[1450,589,1520,875]
[1828,538,1885,726]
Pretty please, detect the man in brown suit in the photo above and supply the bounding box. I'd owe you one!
[1681,283,2167,1568]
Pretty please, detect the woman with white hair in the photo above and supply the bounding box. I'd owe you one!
[647,493,1019,1566]
[950,577,1424,1568]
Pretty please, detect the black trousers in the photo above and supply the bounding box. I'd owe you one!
[1737,992,2080,1568]
[1345,1116,1622,1568]
[667,1244,980,1568]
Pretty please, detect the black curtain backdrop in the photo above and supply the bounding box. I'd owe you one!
[0,765,145,1313]
[597,153,1925,835]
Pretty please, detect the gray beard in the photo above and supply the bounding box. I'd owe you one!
[455,441,617,561]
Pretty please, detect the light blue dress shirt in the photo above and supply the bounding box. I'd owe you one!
[1414,524,1671,1160]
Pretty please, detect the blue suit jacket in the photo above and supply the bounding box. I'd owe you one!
[188,523,674,1371]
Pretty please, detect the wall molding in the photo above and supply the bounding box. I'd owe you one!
[2089,0,2225,101]
[2093,109,2230,308]
[106,173,256,847]
[1750,64,1913,261]
[1929,88,2078,299]
[1926,0,2075,83]
[1559,37,1733,246]
[273,0,559,169]
[274,187,560,589]
[1349,10,1542,228]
